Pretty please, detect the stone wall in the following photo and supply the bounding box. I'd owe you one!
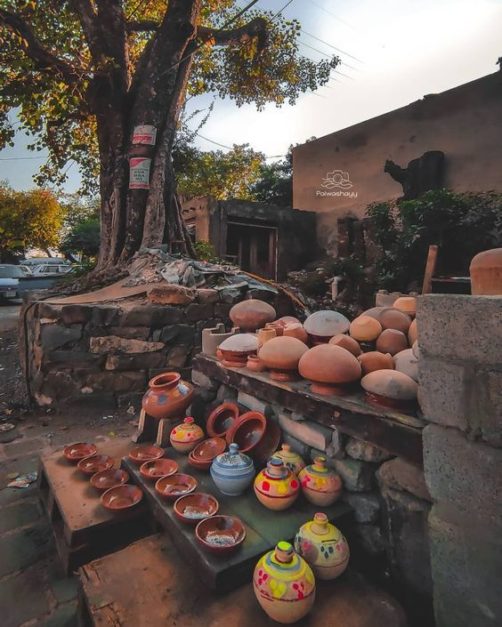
[418,295,502,627]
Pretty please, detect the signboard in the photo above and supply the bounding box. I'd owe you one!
[129,157,151,189]
[132,125,157,145]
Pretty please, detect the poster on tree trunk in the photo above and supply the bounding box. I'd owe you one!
[129,157,151,189]
[132,125,157,145]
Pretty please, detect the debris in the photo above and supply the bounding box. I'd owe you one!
[7,471,38,489]
[108,431,116,437]
[7,472,19,480]
[0,422,15,432]
[126,405,136,416]
[102,415,113,421]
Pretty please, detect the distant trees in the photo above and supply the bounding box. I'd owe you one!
[60,195,100,263]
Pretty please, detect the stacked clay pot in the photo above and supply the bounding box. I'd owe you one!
[169,417,205,453]
[274,444,306,476]
[229,299,276,331]
[303,310,350,344]
[299,457,342,506]
[298,344,361,395]
[258,336,309,381]
[329,333,362,356]
[217,333,258,368]
[254,457,300,511]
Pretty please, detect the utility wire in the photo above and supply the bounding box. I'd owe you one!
[0,155,48,161]
[299,41,355,79]
[272,0,295,20]
[300,29,363,65]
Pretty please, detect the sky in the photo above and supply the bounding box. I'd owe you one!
[1,0,501,192]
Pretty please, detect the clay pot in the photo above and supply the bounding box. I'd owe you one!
[210,443,255,496]
[196,515,246,555]
[328,334,362,356]
[408,318,418,346]
[277,315,300,326]
[246,355,266,372]
[470,248,502,295]
[226,411,281,465]
[142,372,194,420]
[358,351,394,375]
[218,333,258,368]
[257,326,277,347]
[394,348,419,382]
[229,299,276,331]
[361,369,418,409]
[299,457,342,506]
[349,315,382,342]
[294,512,350,580]
[206,402,240,439]
[274,443,306,476]
[282,322,309,344]
[393,296,417,318]
[169,417,205,454]
[265,321,284,337]
[253,541,315,624]
[298,344,361,395]
[303,310,350,344]
[101,485,143,511]
[379,308,412,333]
[254,458,300,511]
[359,306,388,321]
[173,492,219,525]
[258,336,309,381]
[376,329,408,356]
[63,442,97,462]
[188,437,226,471]
[202,324,235,356]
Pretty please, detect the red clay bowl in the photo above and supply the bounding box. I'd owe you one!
[101,484,143,511]
[190,437,226,462]
[77,454,114,476]
[155,473,198,501]
[206,402,240,438]
[173,492,219,525]
[63,442,97,462]
[195,515,246,555]
[128,445,164,465]
[90,468,129,491]
[139,458,178,481]
[187,451,212,471]
[225,411,266,452]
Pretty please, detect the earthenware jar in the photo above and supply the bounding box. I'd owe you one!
[361,369,418,410]
[298,344,361,395]
[258,336,309,381]
[393,296,417,318]
[282,322,309,344]
[376,329,408,356]
[294,512,350,580]
[210,443,255,496]
[229,299,276,331]
[303,310,350,344]
[470,248,502,295]
[169,417,205,454]
[380,308,411,333]
[257,326,277,347]
[142,372,194,420]
[299,457,342,506]
[218,333,259,368]
[253,541,315,624]
[394,348,419,382]
[358,351,394,375]
[329,333,362,356]
[246,355,266,372]
[254,457,300,511]
[274,444,306,476]
[349,315,382,342]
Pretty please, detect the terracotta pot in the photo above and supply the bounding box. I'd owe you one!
[277,315,301,326]
[169,417,205,454]
[206,402,240,438]
[304,310,350,344]
[226,411,281,465]
[77,454,114,476]
[139,459,178,481]
[173,492,219,525]
[266,321,284,337]
[470,248,502,295]
[329,333,362,356]
[274,443,306,475]
[393,296,417,318]
[294,512,350,580]
[257,326,276,347]
[349,315,382,342]
[142,372,194,420]
[359,306,387,321]
[376,329,408,356]
[299,457,342,506]
[229,299,276,331]
[90,469,129,491]
[188,437,226,471]
[128,445,164,465]
[298,344,361,395]
[394,348,419,382]
[258,336,309,381]
[282,322,309,344]
[155,473,197,501]
[358,351,394,375]
[380,308,411,333]
[361,369,418,408]
[253,541,315,624]
[246,355,266,372]
[195,515,246,555]
[254,458,300,511]
[218,333,258,368]
[408,318,418,346]
[210,443,255,496]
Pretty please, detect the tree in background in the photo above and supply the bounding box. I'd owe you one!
[251,149,293,206]
[59,194,100,263]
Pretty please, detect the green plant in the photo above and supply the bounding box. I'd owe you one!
[193,240,219,263]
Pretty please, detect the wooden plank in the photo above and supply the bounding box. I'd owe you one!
[422,244,439,294]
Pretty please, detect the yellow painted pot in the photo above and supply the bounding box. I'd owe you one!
[299,456,342,506]
[274,444,306,476]
[254,458,299,511]
[169,417,205,454]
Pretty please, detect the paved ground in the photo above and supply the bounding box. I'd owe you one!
[0,301,21,333]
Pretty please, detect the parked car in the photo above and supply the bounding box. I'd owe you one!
[31,263,73,276]
[0,264,25,299]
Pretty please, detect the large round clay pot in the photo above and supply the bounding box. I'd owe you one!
[229,299,276,331]
[169,417,205,454]
[282,322,309,344]
[218,333,258,368]
[253,541,315,624]
[294,512,350,580]
[359,306,387,321]
[274,443,306,476]
[254,458,300,511]
[258,336,309,381]
[210,443,255,496]
[142,372,194,420]
[206,402,239,439]
[408,318,418,346]
[328,334,362,356]
[226,411,281,465]
[380,308,411,333]
[376,329,408,356]
[470,248,502,295]
[361,369,418,410]
[298,344,361,395]
[393,296,417,318]
[299,457,342,506]
[303,310,350,344]
[349,315,382,342]
[358,351,394,375]
[394,348,419,382]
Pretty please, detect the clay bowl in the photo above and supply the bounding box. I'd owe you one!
[188,437,226,471]
[226,411,281,465]
[63,442,97,463]
[173,492,219,525]
[195,515,246,555]
[77,454,114,476]
[139,458,178,481]
[90,468,129,491]
[155,473,198,501]
[206,402,240,439]
[101,484,143,511]
[128,445,164,466]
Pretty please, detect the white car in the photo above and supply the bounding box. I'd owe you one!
[31,263,72,276]
[0,265,25,299]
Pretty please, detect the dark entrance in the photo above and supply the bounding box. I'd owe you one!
[226,221,278,280]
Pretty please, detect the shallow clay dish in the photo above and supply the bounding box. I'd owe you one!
[128,445,164,465]
[195,515,246,554]
[188,437,226,471]
[155,473,198,501]
[101,484,143,511]
[77,454,114,476]
[174,492,219,525]
[63,442,97,462]
[90,468,129,491]
[139,458,178,481]
[206,402,240,438]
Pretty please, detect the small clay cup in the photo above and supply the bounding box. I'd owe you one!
[195,515,246,554]
[173,492,219,525]
[101,484,143,511]
[90,468,129,491]
[63,442,97,462]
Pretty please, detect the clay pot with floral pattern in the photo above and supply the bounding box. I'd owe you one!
[169,417,205,454]
[299,456,342,506]
[254,457,300,511]
[274,443,306,476]
[142,372,194,420]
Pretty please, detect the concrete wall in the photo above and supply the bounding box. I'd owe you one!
[293,72,502,252]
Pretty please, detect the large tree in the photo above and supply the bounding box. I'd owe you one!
[0,1,338,273]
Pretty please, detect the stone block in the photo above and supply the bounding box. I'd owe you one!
[237,391,268,414]
[191,369,218,390]
[462,367,502,447]
[37,302,61,319]
[185,303,214,322]
[197,288,219,304]
[90,336,164,354]
[158,324,195,345]
[353,524,385,555]
[40,324,82,351]
[121,304,182,327]
[218,287,245,304]
[214,303,232,318]
[346,437,392,463]
[281,433,311,459]
[90,305,121,326]
[167,345,191,368]
[342,492,380,523]
[44,602,78,627]
[40,371,80,402]
[0,500,41,532]
[60,304,91,325]
[83,371,146,393]
[333,458,374,492]
[277,412,333,451]
[105,353,166,370]
[0,523,53,577]
[216,384,238,402]
[0,562,50,625]
[109,326,150,340]
[377,457,431,502]
[46,350,104,368]
[147,284,196,305]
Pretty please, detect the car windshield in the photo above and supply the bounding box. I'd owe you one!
[0,265,24,278]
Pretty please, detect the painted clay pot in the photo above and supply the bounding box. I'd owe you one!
[361,369,418,409]
[206,402,239,439]
[142,372,194,420]
[253,541,315,624]
[257,326,277,347]
[358,351,394,375]
[210,443,255,496]
[274,443,306,476]
[393,296,417,318]
[282,322,309,344]
[218,333,258,368]
[246,355,266,372]
[380,308,412,334]
[294,512,350,580]
[169,417,205,454]
[470,248,502,295]
[298,344,361,395]
[394,348,419,382]
[349,315,382,342]
[408,318,418,346]
[229,299,276,331]
[299,457,342,506]
[258,336,309,381]
[254,457,300,511]
[226,411,281,465]
[376,329,408,356]
[303,310,350,344]
[328,333,362,356]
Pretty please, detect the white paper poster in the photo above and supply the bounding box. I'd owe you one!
[132,125,157,145]
[129,157,151,189]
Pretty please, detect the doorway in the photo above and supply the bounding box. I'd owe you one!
[226,221,278,280]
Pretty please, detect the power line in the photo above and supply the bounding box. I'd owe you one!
[195,133,284,158]
[272,0,295,20]
[305,0,359,34]
[300,29,363,65]
[0,155,48,161]
[299,41,355,79]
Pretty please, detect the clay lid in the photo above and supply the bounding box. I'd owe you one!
[358,351,394,375]
[298,344,361,384]
[258,336,308,370]
[361,369,418,400]
[408,318,418,345]
[359,306,388,321]
[212,443,254,472]
[376,329,408,356]
[229,299,276,331]
[393,348,419,382]
[393,296,417,317]
[380,308,411,333]
[470,248,502,269]
[349,315,382,341]
[329,334,362,356]
[219,333,258,353]
[304,310,350,338]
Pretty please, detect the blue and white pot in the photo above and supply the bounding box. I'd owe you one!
[210,443,255,496]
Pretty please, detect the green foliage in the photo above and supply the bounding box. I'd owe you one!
[193,240,219,262]
[251,153,292,206]
[59,194,100,261]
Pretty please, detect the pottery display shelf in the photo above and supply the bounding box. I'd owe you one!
[122,448,351,593]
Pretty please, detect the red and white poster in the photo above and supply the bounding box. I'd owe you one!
[132,125,157,145]
[129,157,151,189]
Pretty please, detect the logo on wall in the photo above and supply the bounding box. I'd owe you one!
[316,169,358,198]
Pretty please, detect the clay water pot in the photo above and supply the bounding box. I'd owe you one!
[229,299,276,331]
[376,329,408,356]
[294,512,350,580]
[274,443,306,476]
[408,318,418,346]
[349,315,382,342]
[358,351,394,375]
[169,417,205,454]
[257,326,277,347]
[206,402,239,439]
[253,541,315,624]
[142,372,194,420]
[393,296,417,318]
[210,443,255,496]
[254,458,300,511]
[329,333,362,356]
[282,322,309,344]
[299,457,342,506]
[304,310,350,344]
[258,336,309,381]
[226,411,281,465]
[298,344,361,395]
[380,308,411,334]
[218,333,258,368]
[361,369,418,409]
[394,348,419,382]
[470,248,502,295]
[246,355,266,372]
